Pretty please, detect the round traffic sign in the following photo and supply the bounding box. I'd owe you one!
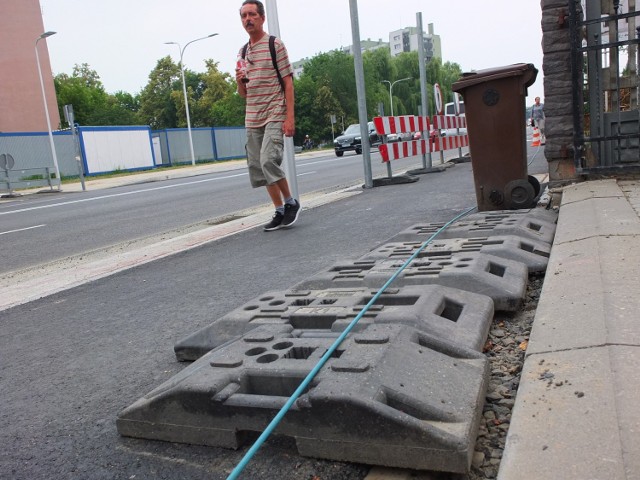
[434,83,443,114]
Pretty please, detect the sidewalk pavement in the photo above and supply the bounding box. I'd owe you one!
[498,178,640,480]
[4,151,639,478]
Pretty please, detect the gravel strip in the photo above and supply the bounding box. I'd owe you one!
[469,275,544,480]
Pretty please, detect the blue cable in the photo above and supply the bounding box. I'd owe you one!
[226,205,477,479]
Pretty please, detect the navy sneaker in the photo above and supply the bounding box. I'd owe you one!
[282,199,301,228]
[263,211,284,231]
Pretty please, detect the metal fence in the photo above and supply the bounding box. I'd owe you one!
[570,0,640,173]
[0,126,247,180]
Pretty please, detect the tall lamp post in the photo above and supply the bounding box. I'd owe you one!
[381,77,412,116]
[165,33,218,166]
[35,31,61,189]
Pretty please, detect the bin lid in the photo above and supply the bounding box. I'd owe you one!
[452,63,538,92]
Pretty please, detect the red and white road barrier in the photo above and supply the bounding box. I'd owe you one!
[373,114,469,163]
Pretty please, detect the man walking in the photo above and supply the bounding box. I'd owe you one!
[530,96,546,145]
[236,0,300,231]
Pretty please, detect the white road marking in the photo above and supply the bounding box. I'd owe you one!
[0,224,46,236]
[0,173,248,216]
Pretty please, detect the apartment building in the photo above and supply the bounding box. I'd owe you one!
[0,0,60,132]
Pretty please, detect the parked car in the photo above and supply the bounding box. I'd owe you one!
[334,122,382,156]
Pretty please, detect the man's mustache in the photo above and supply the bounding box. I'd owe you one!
[245,21,254,27]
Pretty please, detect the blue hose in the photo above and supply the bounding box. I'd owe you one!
[226,205,477,479]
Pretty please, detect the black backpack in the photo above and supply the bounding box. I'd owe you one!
[241,35,284,91]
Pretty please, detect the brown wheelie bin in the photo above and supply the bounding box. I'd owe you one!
[453,63,539,211]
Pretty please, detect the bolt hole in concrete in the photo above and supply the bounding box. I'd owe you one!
[245,347,267,356]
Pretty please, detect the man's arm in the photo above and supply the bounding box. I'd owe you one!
[282,74,295,137]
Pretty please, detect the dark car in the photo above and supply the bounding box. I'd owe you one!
[334,122,382,157]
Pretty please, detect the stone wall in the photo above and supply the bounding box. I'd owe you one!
[540,0,583,183]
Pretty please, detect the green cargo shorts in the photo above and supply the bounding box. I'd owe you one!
[246,122,285,188]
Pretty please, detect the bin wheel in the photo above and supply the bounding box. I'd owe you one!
[504,179,535,210]
[528,174,541,198]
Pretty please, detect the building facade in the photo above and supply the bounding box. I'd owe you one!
[0,0,60,133]
[389,24,442,61]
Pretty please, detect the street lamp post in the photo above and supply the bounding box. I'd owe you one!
[35,31,61,190]
[165,33,218,166]
[381,77,412,117]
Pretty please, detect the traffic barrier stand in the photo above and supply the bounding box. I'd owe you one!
[292,253,529,312]
[173,284,495,361]
[373,115,444,182]
[389,209,558,245]
[531,127,541,147]
[118,323,489,473]
[360,234,551,274]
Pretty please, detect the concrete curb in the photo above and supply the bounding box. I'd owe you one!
[498,179,640,480]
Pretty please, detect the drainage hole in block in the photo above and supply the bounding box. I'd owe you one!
[272,341,294,350]
[290,298,314,306]
[324,348,345,358]
[363,295,419,306]
[284,347,316,359]
[519,241,535,253]
[319,298,338,305]
[256,353,279,364]
[290,318,337,329]
[487,262,506,277]
[259,296,275,301]
[246,347,268,356]
[244,305,259,311]
[437,298,463,322]
[527,222,542,231]
[269,300,285,306]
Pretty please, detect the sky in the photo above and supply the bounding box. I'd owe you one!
[40,0,545,103]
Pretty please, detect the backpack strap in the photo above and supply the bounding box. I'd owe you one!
[269,35,285,91]
[242,37,284,91]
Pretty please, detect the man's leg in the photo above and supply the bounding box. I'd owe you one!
[265,182,284,208]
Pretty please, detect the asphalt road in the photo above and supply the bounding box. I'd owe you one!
[0,149,407,274]
[0,144,548,480]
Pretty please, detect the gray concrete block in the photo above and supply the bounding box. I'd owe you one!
[390,209,558,245]
[527,235,640,354]
[293,253,528,312]
[561,178,625,203]
[498,345,640,480]
[553,196,640,244]
[119,324,489,473]
[174,285,494,361]
[361,235,551,274]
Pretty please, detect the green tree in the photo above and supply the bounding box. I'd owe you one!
[137,56,181,129]
[54,64,109,127]
[196,60,243,127]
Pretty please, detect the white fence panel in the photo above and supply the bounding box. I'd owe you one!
[80,126,154,174]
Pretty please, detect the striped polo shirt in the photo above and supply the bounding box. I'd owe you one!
[239,33,293,129]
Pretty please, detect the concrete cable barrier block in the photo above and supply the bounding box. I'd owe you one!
[390,209,558,244]
[174,285,494,361]
[361,235,551,274]
[292,253,528,312]
[118,324,489,473]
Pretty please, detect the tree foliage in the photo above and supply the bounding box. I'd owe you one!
[54,48,464,144]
